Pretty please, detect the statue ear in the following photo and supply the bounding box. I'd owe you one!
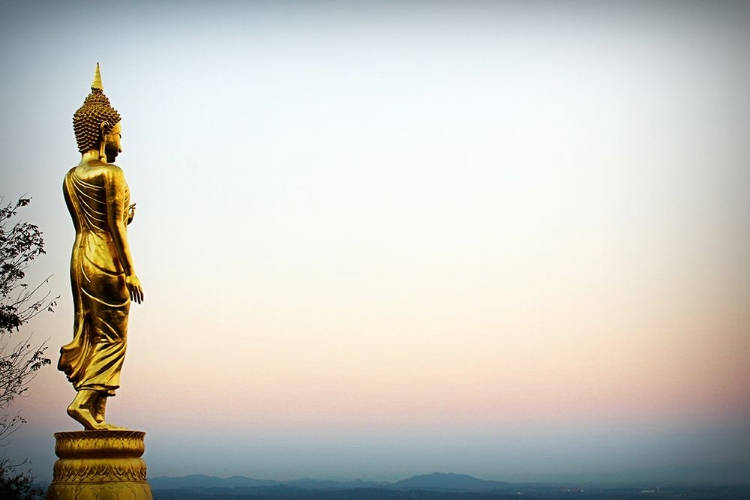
[98,121,110,161]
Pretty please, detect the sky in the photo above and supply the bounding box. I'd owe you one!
[1,0,749,485]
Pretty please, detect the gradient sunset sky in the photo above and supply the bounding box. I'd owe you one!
[1,1,749,484]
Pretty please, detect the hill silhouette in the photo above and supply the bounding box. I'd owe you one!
[394,472,508,491]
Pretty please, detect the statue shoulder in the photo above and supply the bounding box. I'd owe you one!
[102,163,126,181]
[64,167,76,183]
[104,163,124,174]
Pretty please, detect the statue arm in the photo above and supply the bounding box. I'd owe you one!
[105,167,144,303]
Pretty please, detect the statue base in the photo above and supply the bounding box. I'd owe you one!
[48,430,153,500]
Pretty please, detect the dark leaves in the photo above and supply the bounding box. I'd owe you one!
[0,196,56,495]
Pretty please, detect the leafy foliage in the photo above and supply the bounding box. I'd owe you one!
[0,197,55,334]
[0,196,56,499]
[0,458,44,499]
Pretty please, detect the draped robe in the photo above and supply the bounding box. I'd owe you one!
[58,166,131,394]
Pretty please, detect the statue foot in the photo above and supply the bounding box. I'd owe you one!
[67,404,107,430]
[102,422,127,430]
[93,394,107,424]
[66,406,127,430]
[67,389,126,430]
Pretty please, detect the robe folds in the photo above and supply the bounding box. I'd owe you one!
[58,167,131,394]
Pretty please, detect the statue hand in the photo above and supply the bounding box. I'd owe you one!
[127,203,136,225]
[126,274,144,304]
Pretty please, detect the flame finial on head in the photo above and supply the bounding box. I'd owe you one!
[91,62,103,91]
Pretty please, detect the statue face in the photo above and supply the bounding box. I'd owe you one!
[104,121,122,163]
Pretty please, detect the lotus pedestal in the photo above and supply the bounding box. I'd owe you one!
[48,430,153,500]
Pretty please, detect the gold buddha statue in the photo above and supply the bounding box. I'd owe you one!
[58,64,143,430]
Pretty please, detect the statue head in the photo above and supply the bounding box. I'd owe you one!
[73,64,122,161]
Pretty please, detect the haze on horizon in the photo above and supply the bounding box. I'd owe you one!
[1,0,748,485]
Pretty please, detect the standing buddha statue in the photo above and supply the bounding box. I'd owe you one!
[58,63,144,430]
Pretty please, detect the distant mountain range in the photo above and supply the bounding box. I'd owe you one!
[149,471,750,500]
[150,463,750,492]
[148,462,750,493]
[149,472,506,492]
